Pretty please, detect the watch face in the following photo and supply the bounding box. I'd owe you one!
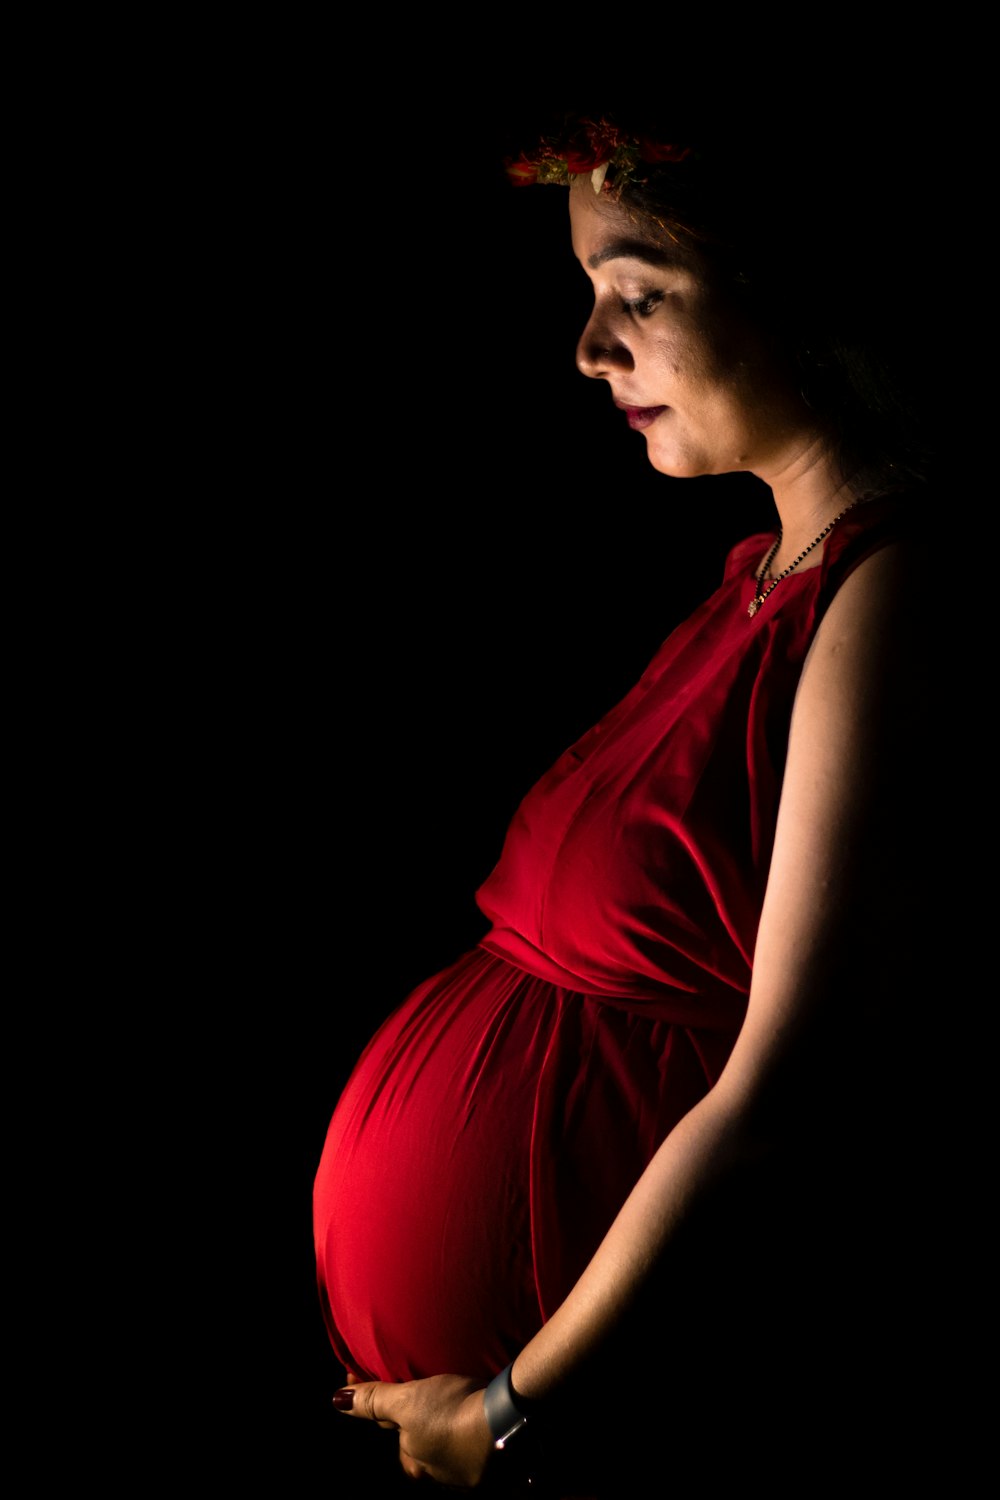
[495,1414,529,1451]
[483,1368,545,1487]
[494,1422,550,1493]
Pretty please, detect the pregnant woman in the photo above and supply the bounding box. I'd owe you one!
[314,117,935,1494]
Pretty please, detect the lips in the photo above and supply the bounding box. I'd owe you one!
[615,401,668,431]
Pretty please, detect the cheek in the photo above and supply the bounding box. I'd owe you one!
[647,332,715,385]
[673,326,787,422]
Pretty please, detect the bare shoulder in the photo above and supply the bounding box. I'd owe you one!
[794,534,930,752]
[811,532,929,659]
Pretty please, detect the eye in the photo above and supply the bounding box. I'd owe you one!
[622,292,664,318]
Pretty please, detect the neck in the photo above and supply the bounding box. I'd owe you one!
[756,441,866,574]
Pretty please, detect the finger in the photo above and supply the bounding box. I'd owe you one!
[333,1379,403,1430]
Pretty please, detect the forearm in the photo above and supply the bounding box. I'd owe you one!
[510,1079,751,1404]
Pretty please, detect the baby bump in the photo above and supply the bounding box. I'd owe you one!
[313,946,717,1382]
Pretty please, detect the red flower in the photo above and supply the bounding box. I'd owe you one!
[563,146,608,173]
[505,156,540,186]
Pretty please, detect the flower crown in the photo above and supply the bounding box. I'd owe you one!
[506,119,694,197]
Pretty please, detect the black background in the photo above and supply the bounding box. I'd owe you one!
[37,46,983,1493]
[132,91,967,1494]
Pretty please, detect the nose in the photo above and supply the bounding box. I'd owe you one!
[576,308,634,380]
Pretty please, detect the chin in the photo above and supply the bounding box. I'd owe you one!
[645,439,743,480]
[645,449,711,480]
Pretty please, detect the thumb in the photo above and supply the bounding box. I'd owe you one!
[333,1379,402,1429]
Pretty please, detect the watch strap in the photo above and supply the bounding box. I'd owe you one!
[483,1363,533,1449]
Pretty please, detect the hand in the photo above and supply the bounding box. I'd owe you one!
[335,1372,493,1487]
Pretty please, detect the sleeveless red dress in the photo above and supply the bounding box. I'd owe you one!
[313,496,915,1384]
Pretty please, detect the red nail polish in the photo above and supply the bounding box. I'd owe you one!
[333,1388,354,1411]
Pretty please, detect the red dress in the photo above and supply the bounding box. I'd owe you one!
[313,497,915,1384]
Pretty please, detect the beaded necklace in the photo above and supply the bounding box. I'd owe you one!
[747,498,867,619]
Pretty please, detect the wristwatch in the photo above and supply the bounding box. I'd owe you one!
[483,1363,544,1484]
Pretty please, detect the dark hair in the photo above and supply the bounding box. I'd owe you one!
[508,112,931,497]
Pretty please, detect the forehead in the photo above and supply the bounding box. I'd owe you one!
[568,179,685,273]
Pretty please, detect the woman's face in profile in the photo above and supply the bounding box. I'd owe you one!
[569,180,814,483]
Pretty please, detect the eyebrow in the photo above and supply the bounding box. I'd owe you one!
[587,238,682,270]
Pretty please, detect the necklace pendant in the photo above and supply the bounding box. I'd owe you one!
[748,598,760,618]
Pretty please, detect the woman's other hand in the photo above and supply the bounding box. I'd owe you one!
[334,1373,493,1487]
